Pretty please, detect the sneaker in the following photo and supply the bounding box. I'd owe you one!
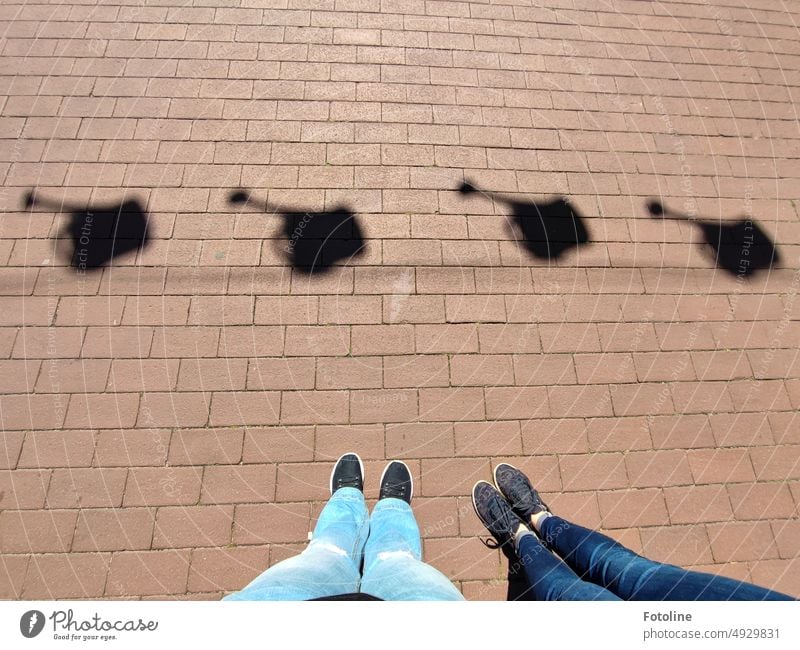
[378,460,413,504]
[472,480,527,549]
[493,463,550,521]
[329,452,364,494]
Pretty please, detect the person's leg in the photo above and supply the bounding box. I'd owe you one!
[537,514,793,601]
[515,529,621,601]
[225,454,368,600]
[359,461,464,601]
[472,480,619,601]
[495,462,793,601]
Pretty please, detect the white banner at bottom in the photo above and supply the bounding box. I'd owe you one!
[1,601,797,649]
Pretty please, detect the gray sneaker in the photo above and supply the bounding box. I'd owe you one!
[493,463,551,521]
[472,480,526,549]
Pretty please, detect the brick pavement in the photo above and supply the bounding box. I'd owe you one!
[1,0,799,600]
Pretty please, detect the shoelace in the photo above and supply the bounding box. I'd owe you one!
[506,486,551,519]
[335,475,359,489]
[478,502,518,549]
[481,536,502,549]
[385,480,407,497]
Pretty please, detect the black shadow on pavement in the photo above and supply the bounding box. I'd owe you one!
[646,199,779,277]
[23,189,150,271]
[458,181,590,261]
[229,189,366,274]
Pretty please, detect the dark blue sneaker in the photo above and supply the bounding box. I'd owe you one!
[329,452,364,495]
[493,463,550,521]
[379,460,413,504]
[472,480,527,549]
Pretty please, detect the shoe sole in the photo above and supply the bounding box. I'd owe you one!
[379,460,413,502]
[329,452,365,495]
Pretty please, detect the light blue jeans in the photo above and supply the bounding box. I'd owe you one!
[224,488,464,601]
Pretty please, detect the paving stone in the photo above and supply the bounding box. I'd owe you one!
[2,0,799,601]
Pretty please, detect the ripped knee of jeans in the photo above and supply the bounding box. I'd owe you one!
[310,541,349,557]
[376,550,416,562]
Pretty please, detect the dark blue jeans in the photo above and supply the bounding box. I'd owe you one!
[517,516,793,601]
